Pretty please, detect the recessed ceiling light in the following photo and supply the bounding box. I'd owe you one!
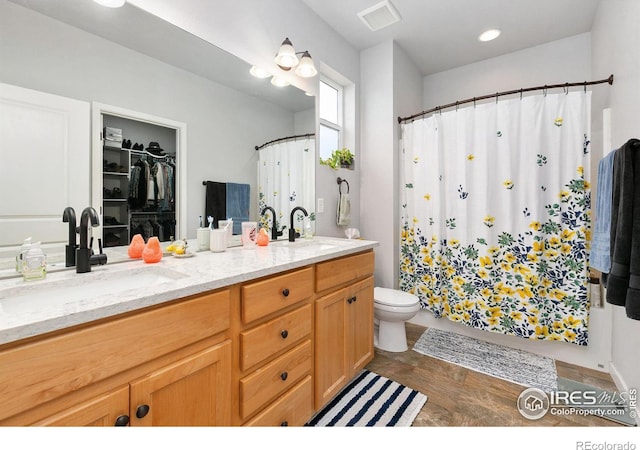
[478,29,501,42]
[93,0,126,7]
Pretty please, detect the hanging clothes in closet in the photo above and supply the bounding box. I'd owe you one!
[128,156,175,211]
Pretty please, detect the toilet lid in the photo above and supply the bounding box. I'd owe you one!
[374,287,419,307]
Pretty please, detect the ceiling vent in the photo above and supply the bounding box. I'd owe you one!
[357,0,401,32]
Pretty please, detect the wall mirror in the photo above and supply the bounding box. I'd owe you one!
[0,0,316,277]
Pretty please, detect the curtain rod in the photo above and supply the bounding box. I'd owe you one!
[397,74,614,124]
[255,133,315,151]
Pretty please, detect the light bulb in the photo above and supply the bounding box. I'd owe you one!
[294,51,317,78]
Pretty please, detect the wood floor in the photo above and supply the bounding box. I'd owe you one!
[365,323,623,427]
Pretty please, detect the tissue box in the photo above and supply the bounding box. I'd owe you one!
[104,127,122,149]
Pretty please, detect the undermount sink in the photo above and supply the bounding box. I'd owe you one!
[0,266,189,314]
[272,239,343,252]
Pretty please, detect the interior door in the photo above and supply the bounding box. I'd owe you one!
[0,82,90,247]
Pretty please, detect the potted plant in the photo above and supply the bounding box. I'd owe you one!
[320,148,354,170]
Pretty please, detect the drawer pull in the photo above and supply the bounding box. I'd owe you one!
[280,371,288,381]
[135,404,150,419]
[281,421,289,427]
[282,288,290,297]
[114,415,130,426]
[347,296,357,304]
[280,329,289,339]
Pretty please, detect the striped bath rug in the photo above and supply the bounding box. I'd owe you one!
[413,328,558,393]
[306,370,427,426]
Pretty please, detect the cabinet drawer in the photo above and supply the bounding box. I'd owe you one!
[315,251,375,292]
[240,340,312,420]
[0,289,230,422]
[243,376,313,427]
[240,304,311,371]
[241,266,314,324]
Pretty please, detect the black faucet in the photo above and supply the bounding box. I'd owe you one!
[288,206,308,242]
[261,206,282,241]
[62,207,77,267]
[76,207,107,273]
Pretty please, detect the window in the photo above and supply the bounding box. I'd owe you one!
[318,78,343,162]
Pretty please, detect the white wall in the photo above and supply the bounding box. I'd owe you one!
[0,1,297,238]
[591,0,640,411]
[360,42,395,287]
[392,42,424,286]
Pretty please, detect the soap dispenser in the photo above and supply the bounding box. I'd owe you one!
[22,242,46,281]
[15,237,32,273]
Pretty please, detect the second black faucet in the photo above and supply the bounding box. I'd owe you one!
[289,206,308,242]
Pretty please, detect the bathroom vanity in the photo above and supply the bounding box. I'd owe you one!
[0,237,377,426]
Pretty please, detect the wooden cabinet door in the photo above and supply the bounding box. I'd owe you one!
[347,276,374,375]
[129,340,232,426]
[314,288,348,409]
[34,386,129,426]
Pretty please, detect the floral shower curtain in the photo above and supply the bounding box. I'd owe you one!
[257,137,315,235]
[400,91,592,346]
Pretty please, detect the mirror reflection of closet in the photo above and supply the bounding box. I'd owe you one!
[91,103,186,249]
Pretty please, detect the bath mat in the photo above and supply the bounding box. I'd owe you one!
[306,370,427,426]
[557,377,637,426]
[413,328,558,392]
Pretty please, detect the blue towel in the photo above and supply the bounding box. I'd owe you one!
[226,182,250,235]
[590,149,617,273]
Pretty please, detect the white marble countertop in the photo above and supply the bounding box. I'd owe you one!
[0,237,378,346]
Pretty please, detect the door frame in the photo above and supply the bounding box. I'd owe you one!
[91,102,187,242]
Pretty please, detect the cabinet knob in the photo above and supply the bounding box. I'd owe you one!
[136,404,150,419]
[280,329,289,339]
[282,288,290,297]
[280,371,288,381]
[281,421,289,427]
[347,296,357,304]
[114,415,130,426]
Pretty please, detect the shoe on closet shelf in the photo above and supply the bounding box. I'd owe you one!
[111,187,122,198]
[104,216,123,226]
[122,139,132,149]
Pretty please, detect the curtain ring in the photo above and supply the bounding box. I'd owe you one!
[473,97,476,108]
[543,86,547,97]
[455,101,459,111]
[496,93,499,104]
[584,82,587,93]
[520,89,523,100]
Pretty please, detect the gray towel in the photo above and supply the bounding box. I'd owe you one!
[336,192,350,226]
[590,149,617,273]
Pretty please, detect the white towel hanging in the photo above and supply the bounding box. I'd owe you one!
[336,177,350,226]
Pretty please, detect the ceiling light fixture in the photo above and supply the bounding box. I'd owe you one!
[249,65,271,79]
[93,0,126,7]
[478,29,501,42]
[270,76,290,87]
[274,38,318,78]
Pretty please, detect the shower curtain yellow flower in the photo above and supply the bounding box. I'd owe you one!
[400,90,591,346]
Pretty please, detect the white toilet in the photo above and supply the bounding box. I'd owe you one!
[373,287,421,352]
